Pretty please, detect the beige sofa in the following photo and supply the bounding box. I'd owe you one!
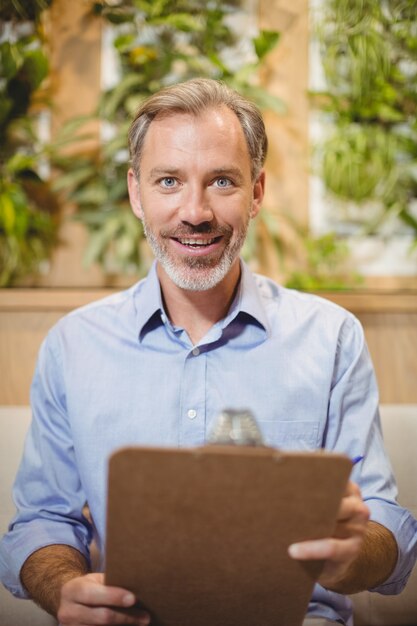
[351,405,417,626]
[1,406,416,626]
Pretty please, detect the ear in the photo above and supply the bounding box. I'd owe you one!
[249,170,265,219]
[127,168,143,219]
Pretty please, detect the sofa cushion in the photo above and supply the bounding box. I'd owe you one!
[0,406,58,626]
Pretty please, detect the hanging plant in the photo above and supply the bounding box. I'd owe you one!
[0,0,59,286]
[313,0,417,247]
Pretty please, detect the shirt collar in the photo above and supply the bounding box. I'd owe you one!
[133,262,165,340]
[225,260,271,336]
[133,259,271,341]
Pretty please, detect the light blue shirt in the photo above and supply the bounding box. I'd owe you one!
[1,261,416,625]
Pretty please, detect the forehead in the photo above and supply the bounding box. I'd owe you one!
[140,106,251,173]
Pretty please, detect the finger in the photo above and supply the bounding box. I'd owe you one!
[288,535,362,562]
[344,480,361,498]
[83,606,150,625]
[59,573,151,625]
[289,492,369,559]
[59,604,150,625]
[336,497,370,528]
[333,519,368,540]
[62,573,137,608]
[58,605,151,626]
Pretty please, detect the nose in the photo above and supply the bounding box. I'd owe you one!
[178,186,214,225]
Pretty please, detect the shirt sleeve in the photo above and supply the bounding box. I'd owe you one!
[0,330,92,598]
[325,314,417,594]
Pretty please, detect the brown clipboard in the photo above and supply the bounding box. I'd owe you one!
[105,445,352,626]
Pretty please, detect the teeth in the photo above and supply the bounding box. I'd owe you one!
[179,238,215,246]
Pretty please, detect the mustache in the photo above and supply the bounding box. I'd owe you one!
[160,223,232,238]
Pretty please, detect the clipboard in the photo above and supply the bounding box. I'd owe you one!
[105,445,352,626]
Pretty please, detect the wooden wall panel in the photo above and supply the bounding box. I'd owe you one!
[258,0,310,281]
[356,313,417,405]
[259,0,309,223]
[1,291,416,405]
[34,0,111,288]
[0,312,63,405]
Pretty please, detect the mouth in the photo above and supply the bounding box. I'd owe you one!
[174,236,222,249]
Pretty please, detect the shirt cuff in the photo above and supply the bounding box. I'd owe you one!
[367,498,417,594]
[0,518,91,599]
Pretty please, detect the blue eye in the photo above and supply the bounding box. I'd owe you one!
[160,177,176,188]
[215,177,232,188]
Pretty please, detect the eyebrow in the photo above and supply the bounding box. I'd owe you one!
[211,167,245,183]
[147,167,182,181]
[147,166,245,183]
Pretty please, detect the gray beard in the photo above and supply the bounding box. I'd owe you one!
[141,218,249,291]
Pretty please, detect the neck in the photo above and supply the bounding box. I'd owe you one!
[157,261,241,345]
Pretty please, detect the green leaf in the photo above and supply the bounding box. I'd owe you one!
[6,153,37,174]
[53,114,96,142]
[102,133,129,159]
[124,93,146,116]
[116,232,137,260]
[83,229,109,267]
[253,30,280,61]
[206,51,229,74]
[23,49,48,90]
[0,41,22,79]
[0,94,13,126]
[108,178,128,202]
[113,33,135,52]
[0,193,16,233]
[150,13,204,32]
[71,183,108,206]
[52,166,96,193]
[101,9,135,24]
[239,84,286,115]
[374,103,404,123]
[100,73,145,119]
[133,0,169,18]
[399,208,417,233]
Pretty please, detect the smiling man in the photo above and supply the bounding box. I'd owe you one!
[127,100,264,344]
[131,107,259,292]
[1,79,416,626]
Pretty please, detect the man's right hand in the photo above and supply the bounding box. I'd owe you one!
[21,545,151,625]
[58,572,150,625]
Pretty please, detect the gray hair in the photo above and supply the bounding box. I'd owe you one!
[128,78,268,181]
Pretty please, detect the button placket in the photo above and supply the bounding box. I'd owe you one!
[178,348,206,446]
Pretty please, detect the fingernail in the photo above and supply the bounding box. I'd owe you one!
[122,592,136,606]
[288,543,301,558]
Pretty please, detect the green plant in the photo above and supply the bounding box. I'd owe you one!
[52,0,283,276]
[285,232,362,291]
[0,0,58,286]
[314,0,417,246]
[243,209,362,291]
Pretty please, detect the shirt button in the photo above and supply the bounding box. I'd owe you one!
[187,409,197,420]
[192,347,200,356]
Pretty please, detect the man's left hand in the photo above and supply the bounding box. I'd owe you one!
[288,480,370,590]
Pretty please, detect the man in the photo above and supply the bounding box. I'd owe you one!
[1,78,416,626]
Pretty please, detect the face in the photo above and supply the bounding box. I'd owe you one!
[128,106,264,292]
